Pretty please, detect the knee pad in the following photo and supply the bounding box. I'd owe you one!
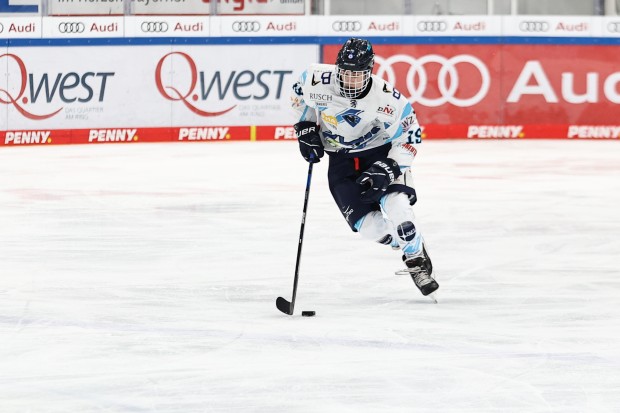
[397,221,416,242]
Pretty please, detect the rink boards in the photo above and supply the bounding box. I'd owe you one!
[1,15,619,145]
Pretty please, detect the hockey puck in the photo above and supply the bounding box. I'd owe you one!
[301,311,315,317]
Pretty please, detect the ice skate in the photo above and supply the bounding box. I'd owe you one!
[396,246,439,302]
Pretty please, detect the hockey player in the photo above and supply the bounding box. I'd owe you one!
[289,37,439,298]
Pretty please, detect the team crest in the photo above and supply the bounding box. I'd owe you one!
[336,108,363,127]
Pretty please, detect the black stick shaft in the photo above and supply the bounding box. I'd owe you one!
[288,160,314,314]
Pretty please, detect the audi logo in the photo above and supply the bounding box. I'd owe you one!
[232,21,260,32]
[375,54,491,107]
[141,22,169,33]
[417,21,447,32]
[608,22,620,33]
[0,23,3,34]
[332,21,362,32]
[58,22,85,34]
[519,21,550,32]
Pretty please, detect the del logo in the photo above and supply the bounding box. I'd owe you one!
[0,53,114,120]
[155,52,292,117]
[377,105,394,115]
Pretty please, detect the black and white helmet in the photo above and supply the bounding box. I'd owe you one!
[335,38,375,99]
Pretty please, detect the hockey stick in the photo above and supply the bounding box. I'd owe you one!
[276,154,315,315]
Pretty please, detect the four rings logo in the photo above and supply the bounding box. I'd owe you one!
[0,23,3,34]
[608,22,620,33]
[417,21,447,32]
[519,21,549,32]
[58,22,85,34]
[232,21,260,32]
[375,54,491,107]
[332,21,362,32]
[141,22,169,33]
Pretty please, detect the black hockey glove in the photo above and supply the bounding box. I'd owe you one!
[294,121,324,163]
[356,158,402,204]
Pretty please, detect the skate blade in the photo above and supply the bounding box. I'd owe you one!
[395,269,439,303]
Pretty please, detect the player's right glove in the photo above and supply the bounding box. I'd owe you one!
[356,158,402,203]
[294,121,324,163]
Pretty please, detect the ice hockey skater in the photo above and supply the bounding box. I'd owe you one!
[289,37,439,299]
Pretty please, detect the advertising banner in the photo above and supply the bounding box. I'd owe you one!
[216,15,311,36]
[0,15,41,38]
[124,15,209,37]
[408,15,502,36]
[42,16,124,38]
[0,44,316,146]
[323,43,620,139]
[502,15,599,37]
[319,15,404,37]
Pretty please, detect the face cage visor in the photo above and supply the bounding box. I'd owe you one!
[336,68,371,99]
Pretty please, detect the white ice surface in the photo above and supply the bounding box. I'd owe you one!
[1,140,619,413]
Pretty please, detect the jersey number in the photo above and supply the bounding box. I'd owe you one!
[407,128,422,144]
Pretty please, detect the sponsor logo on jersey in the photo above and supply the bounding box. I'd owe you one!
[567,125,620,139]
[400,114,415,130]
[323,125,381,151]
[402,143,417,156]
[309,92,332,101]
[350,100,357,108]
[377,105,394,116]
[467,125,524,139]
[321,112,338,127]
[4,130,51,145]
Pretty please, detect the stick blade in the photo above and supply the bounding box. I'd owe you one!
[276,296,293,315]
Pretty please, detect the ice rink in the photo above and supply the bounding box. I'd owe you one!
[1,139,619,413]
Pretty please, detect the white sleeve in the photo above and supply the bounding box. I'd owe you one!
[386,99,422,172]
[290,70,318,124]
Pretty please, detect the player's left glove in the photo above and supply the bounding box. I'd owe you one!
[356,158,402,203]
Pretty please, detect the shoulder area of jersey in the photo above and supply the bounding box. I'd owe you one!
[374,75,405,101]
[309,63,335,74]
